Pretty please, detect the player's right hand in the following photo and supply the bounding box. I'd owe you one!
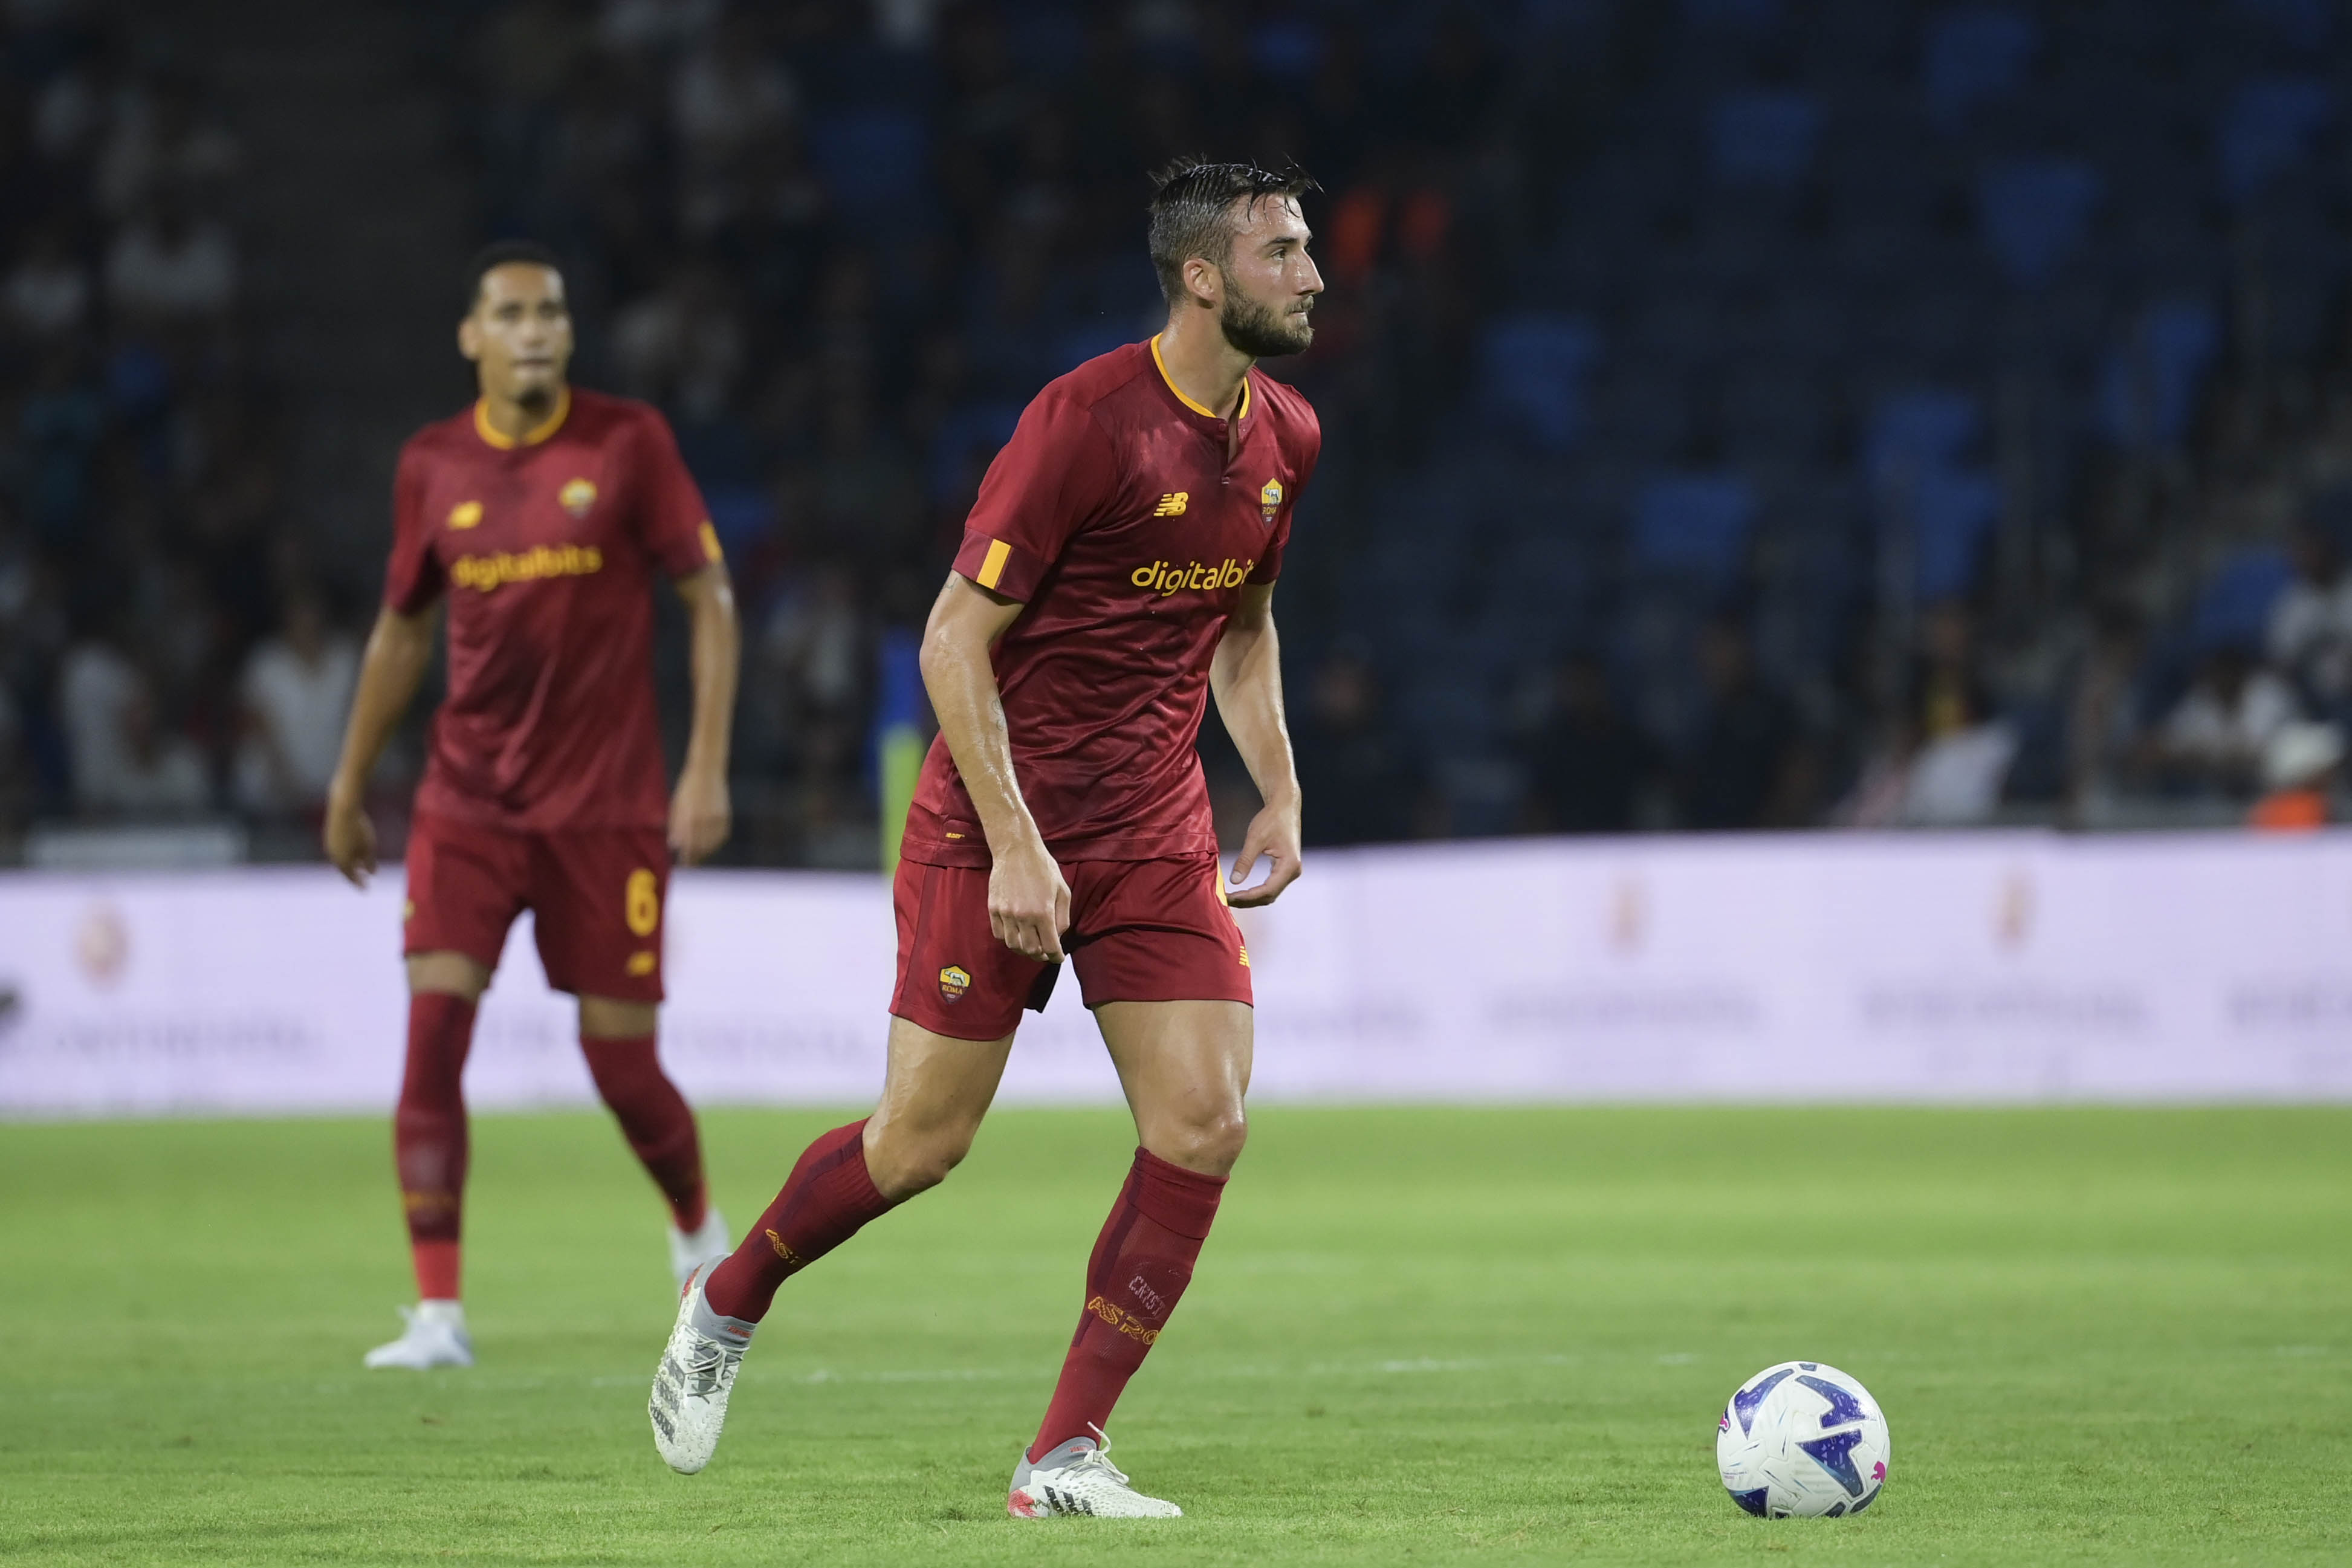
[988,835,1070,962]
[323,786,378,888]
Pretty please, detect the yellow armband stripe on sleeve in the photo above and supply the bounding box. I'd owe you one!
[976,537,1011,591]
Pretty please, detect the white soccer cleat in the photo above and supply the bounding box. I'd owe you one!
[362,1301,473,1370]
[649,1260,753,1474]
[1008,1433,1184,1518]
[668,1207,731,1289]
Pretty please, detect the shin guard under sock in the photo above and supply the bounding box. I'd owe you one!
[1029,1148,1226,1460]
[581,1034,708,1232]
[701,1119,895,1322]
[395,992,478,1301]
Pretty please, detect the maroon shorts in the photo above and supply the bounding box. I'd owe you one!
[890,852,1253,1041]
[403,812,670,1002]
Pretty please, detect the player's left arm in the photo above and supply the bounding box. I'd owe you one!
[669,562,739,865]
[1210,582,1302,907]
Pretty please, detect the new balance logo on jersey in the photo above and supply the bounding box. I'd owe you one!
[1130,558,1254,597]
[1153,491,1189,516]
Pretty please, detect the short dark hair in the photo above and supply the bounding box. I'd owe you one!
[464,239,565,311]
[1146,158,1320,305]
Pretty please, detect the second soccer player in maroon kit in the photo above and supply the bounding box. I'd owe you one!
[649,162,1325,1518]
[326,242,743,1370]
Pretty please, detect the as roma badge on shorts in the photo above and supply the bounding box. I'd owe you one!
[938,965,971,1003]
[1259,479,1283,525]
[559,478,598,517]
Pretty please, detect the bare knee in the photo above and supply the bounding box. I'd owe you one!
[407,951,491,1003]
[1147,1106,1248,1178]
[863,1112,981,1201]
[579,994,659,1040]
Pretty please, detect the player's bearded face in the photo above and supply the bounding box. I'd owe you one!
[1217,273,1315,358]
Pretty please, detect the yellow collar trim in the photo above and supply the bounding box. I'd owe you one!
[474,387,571,450]
[1150,335,1249,422]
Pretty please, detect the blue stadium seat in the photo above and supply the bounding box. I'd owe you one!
[2190,549,2295,651]
[2218,77,2333,202]
[1482,314,1601,455]
[2096,299,2220,450]
[1866,389,1981,485]
[1977,158,2101,287]
[703,485,776,554]
[808,109,929,212]
[1710,91,1824,186]
[1631,473,1757,587]
[1904,467,2000,601]
[927,401,1020,504]
[1923,7,2039,129]
[1056,322,1135,377]
[1863,389,1997,598]
[1250,18,1324,81]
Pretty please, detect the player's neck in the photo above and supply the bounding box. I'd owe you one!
[478,384,568,444]
[1153,320,1252,420]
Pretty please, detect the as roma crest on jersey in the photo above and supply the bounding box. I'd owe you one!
[1259,479,1283,525]
[938,964,971,1003]
[559,478,598,517]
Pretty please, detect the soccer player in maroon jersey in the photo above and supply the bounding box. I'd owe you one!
[649,162,1323,1517]
[324,242,743,1370]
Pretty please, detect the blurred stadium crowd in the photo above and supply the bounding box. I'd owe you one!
[0,0,325,849]
[5,0,2352,866]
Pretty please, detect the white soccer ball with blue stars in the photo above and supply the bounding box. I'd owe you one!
[1716,1361,1890,1518]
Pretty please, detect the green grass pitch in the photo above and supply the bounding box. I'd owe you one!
[2,1105,2347,1566]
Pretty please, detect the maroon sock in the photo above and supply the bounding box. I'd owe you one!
[395,992,478,1300]
[1029,1149,1226,1460]
[581,1033,708,1232]
[701,1119,895,1322]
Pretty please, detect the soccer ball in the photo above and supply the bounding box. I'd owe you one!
[1715,1361,1890,1518]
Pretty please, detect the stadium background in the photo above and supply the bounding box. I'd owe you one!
[4,4,2350,1563]
[7,0,2352,869]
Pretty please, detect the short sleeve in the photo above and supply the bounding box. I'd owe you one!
[1248,405,1321,586]
[628,410,723,577]
[383,442,445,614]
[951,390,1119,602]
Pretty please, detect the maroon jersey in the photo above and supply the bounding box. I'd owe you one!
[383,387,719,832]
[905,337,1320,866]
